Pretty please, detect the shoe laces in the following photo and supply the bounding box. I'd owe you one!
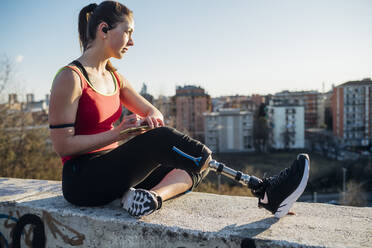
[252,161,294,199]
[264,167,290,188]
[253,169,290,201]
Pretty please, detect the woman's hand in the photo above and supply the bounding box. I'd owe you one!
[142,109,164,128]
[118,73,165,129]
[115,110,164,141]
[116,114,147,140]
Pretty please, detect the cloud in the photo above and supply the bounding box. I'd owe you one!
[15,55,24,63]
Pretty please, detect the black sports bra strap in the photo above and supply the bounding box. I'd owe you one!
[71,60,90,83]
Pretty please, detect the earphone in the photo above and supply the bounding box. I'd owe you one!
[102,27,108,33]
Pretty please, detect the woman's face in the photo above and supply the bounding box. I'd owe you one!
[107,16,134,59]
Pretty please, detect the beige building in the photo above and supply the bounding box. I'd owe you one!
[175,85,211,141]
[204,108,254,153]
[212,94,263,113]
[6,93,22,111]
[272,90,320,129]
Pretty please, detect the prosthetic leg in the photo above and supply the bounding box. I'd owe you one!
[208,154,310,218]
[172,146,265,195]
[173,146,310,218]
[208,160,264,195]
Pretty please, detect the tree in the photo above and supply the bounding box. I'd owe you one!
[325,107,333,131]
[0,56,11,95]
[281,127,292,150]
[253,103,269,152]
[0,56,61,180]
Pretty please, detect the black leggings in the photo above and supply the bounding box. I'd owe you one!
[62,127,211,206]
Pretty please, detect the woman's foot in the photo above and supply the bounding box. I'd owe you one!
[257,154,310,218]
[121,188,161,218]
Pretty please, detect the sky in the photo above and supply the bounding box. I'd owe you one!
[1,0,371,101]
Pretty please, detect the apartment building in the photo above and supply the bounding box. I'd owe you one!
[332,78,372,147]
[7,93,22,111]
[24,94,49,113]
[6,93,49,113]
[175,85,211,141]
[212,94,264,113]
[272,90,320,129]
[3,93,49,125]
[204,108,254,153]
[267,105,305,149]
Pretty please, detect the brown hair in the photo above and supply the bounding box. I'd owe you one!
[78,1,133,71]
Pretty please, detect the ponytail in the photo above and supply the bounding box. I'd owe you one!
[78,3,98,51]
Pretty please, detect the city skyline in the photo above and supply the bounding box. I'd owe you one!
[1,0,371,100]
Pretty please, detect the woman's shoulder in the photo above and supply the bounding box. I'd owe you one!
[114,71,129,89]
[51,65,83,94]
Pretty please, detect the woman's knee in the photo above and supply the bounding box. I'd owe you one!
[148,126,176,136]
[144,126,180,143]
[186,168,210,191]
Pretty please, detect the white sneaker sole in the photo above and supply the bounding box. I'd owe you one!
[274,154,310,218]
[122,188,157,218]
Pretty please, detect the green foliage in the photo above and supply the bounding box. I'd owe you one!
[253,117,269,152]
[0,56,61,180]
[0,109,61,180]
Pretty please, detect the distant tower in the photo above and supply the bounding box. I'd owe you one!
[140,83,148,95]
[26,93,34,103]
[140,83,154,104]
[8,94,18,104]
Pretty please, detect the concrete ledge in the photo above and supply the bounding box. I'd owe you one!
[0,178,371,248]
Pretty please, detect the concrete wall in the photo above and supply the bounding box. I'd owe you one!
[1,178,371,248]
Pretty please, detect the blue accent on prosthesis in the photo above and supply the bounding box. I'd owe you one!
[172,146,202,167]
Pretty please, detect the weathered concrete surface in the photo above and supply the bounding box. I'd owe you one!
[0,177,371,248]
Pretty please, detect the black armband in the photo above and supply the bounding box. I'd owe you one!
[49,123,75,129]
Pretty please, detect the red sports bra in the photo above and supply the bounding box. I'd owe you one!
[57,65,123,164]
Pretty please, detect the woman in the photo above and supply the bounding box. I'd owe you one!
[50,1,213,218]
[49,1,310,219]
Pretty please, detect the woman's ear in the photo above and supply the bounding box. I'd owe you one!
[98,22,109,38]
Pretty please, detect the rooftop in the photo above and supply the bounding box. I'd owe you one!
[338,78,372,87]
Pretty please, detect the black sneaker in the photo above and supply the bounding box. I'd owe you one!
[258,154,310,218]
[121,188,159,218]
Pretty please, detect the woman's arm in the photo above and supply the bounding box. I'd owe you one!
[118,73,164,128]
[49,68,138,157]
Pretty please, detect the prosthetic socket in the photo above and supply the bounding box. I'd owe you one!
[208,160,265,197]
[171,146,265,197]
